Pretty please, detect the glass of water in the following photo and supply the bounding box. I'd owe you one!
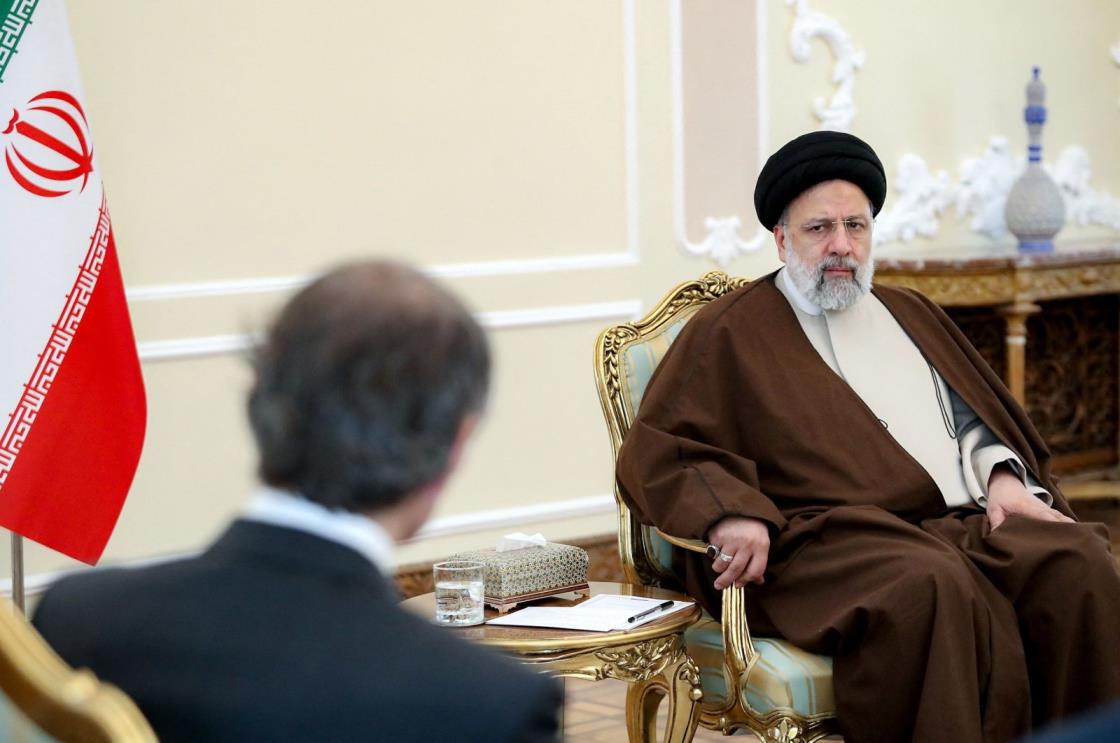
[433,560,486,626]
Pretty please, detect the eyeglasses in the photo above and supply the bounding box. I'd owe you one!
[783,217,872,245]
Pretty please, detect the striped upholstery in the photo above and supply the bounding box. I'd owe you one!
[620,312,695,418]
[621,311,697,577]
[683,614,835,718]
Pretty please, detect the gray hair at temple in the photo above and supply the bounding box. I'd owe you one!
[247,260,490,513]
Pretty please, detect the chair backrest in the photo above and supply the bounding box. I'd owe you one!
[593,270,750,587]
[0,600,156,742]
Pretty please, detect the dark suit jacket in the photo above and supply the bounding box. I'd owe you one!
[33,520,562,742]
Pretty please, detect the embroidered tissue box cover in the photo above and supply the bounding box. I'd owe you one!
[448,543,590,611]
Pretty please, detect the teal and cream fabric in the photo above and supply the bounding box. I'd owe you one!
[620,312,696,418]
[622,310,699,578]
[683,614,835,718]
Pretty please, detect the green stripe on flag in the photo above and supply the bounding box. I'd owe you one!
[0,0,39,84]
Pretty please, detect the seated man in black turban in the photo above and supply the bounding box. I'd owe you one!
[617,130,1120,743]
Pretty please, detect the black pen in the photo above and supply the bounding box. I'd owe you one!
[626,600,674,624]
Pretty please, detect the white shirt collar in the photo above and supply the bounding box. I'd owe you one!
[778,266,823,316]
[242,486,396,575]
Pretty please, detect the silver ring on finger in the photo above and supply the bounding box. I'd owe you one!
[719,552,734,563]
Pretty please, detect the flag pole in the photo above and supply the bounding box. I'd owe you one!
[10,533,24,614]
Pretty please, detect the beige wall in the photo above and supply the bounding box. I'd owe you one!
[6,0,1119,588]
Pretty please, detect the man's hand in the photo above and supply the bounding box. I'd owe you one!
[987,467,1073,531]
[707,516,770,590]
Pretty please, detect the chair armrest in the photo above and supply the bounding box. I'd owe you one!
[654,528,758,672]
[653,529,709,555]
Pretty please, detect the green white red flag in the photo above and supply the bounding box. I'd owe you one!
[0,0,145,563]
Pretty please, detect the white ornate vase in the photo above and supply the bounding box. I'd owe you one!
[1004,67,1065,253]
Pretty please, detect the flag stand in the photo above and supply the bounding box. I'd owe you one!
[10,533,24,615]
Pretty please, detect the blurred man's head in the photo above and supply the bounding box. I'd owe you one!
[248,260,489,537]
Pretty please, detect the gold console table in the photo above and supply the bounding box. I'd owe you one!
[876,243,1120,481]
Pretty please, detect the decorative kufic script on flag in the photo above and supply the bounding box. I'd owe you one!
[0,0,145,563]
[0,1,37,81]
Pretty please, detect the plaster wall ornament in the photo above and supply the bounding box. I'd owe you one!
[687,216,764,266]
[1053,147,1120,230]
[872,154,957,247]
[873,138,1120,249]
[786,0,864,132]
[955,137,1022,240]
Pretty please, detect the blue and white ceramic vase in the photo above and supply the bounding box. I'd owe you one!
[1004,67,1065,253]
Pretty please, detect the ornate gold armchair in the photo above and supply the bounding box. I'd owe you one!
[593,271,838,742]
[0,601,155,742]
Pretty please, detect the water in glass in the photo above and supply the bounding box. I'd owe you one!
[434,579,485,626]
[432,560,486,626]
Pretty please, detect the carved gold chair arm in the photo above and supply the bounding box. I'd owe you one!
[653,528,758,673]
[652,529,708,555]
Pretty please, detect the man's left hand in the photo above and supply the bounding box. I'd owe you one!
[986,466,1074,531]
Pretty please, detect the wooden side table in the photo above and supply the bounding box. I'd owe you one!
[402,580,703,743]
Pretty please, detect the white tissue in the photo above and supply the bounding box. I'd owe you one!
[496,532,548,552]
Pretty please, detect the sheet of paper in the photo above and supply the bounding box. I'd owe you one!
[486,594,693,632]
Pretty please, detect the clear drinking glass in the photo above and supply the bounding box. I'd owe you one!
[433,560,486,626]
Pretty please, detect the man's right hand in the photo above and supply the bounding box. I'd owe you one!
[707,516,770,590]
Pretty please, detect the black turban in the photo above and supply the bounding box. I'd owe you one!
[753,131,887,230]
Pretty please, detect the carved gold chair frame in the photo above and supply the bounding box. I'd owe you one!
[593,271,838,742]
[0,601,156,742]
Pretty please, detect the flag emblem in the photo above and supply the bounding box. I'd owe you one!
[3,89,93,197]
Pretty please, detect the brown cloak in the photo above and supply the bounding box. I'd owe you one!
[616,273,1120,742]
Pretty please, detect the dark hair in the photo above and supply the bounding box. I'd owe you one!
[247,260,490,512]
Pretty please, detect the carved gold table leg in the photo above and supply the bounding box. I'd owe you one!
[522,633,702,743]
[609,636,702,743]
[997,301,1040,406]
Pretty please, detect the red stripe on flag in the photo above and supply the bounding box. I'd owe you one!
[0,224,146,564]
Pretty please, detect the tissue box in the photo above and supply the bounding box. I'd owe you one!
[447,543,591,613]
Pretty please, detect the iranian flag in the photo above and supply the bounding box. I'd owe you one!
[0,0,145,563]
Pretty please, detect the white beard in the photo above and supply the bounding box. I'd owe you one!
[785,247,875,311]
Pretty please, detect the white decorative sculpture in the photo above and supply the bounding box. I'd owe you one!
[786,0,864,132]
[872,155,956,247]
[1004,68,1065,252]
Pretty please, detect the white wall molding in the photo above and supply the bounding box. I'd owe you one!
[2,494,617,601]
[139,333,260,363]
[1113,41,1120,106]
[137,300,642,363]
[874,137,1120,248]
[405,494,615,544]
[669,0,770,266]
[786,0,864,132]
[127,252,644,304]
[128,0,640,305]
[476,299,642,331]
